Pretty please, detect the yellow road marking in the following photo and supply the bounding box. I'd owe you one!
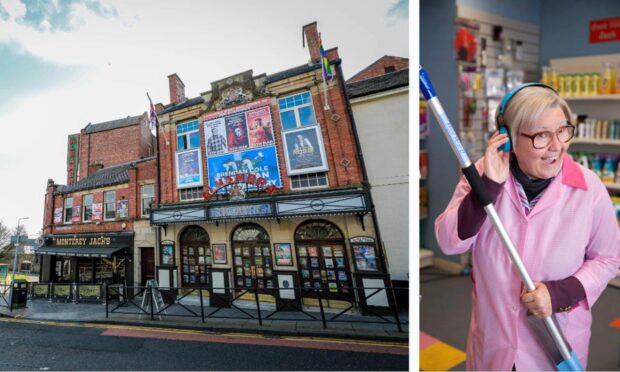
[0,317,408,348]
[420,341,466,371]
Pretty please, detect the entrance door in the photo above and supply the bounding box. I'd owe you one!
[140,248,155,286]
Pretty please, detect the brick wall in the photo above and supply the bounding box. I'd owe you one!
[78,121,148,180]
[346,56,409,83]
[43,159,157,236]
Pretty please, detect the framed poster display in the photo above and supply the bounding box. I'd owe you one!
[175,149,203,189]
[274,243,293,266]
[213,244,227,264]
[160,241,175,266]
[282,126,329,176]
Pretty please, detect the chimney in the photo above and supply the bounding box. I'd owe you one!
[168,73,186,105]
[303,22,321,62]
[89,161,104,175]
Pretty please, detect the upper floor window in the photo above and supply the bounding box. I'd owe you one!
[104,191,116,220]
[179,187,203,202]
[83,194,93,222]
[64,198,73,223]
[278,92,317,131]
[176,120,200,151]
[141,184,155,217]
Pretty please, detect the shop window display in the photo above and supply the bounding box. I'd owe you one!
[294,220,353,298]
[179,226,211,286]
[232,223,274,289]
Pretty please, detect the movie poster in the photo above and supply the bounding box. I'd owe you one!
[245,107,274,148]
[176,149,203,188]
[274,243,293,266]
[283,126,328,175]
[117,199,129,218]
[92,203,102,221]
[225,112,249,152]
[71,205,81,223]
[207,146,281,189]
[204,118,228,155]
[53,207,63,224]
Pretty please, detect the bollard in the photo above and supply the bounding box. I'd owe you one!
[316,288,327,329]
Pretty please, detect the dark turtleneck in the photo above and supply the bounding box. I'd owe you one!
[509,155,553,202]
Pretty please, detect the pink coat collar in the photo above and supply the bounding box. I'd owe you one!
[561,154,588,190]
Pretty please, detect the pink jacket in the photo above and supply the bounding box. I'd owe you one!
[435,154,620,371]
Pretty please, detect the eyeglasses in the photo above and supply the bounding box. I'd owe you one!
[519,123,575,149]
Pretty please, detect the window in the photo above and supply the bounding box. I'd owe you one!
[141,185,155,217]
[83,194,93,222]
[384,65,396,73]
[64,198,73,223]
[179,187,203,202]
[176,120,200,151]
[278,92,317,130]
[291,172,328,190]
[104,191,116,220]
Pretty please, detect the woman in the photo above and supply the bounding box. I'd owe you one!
[435,84,620,370]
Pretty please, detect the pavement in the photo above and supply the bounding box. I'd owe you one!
[0,294,408,342]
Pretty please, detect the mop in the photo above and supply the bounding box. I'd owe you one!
[419,66,583,371]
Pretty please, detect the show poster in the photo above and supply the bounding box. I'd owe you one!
[207,146,281,189]
[225,112,249,152]
[283,126,328,175]
[92,203,102,221]
[53,207,63,224]
[246,107,274,148]
[117,199,128,218]
[204,118,228,155]
[176,149,203,188]
[71,205,81,223]
[274,243,293,266]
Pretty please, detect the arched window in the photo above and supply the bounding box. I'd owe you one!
[231,223,273,289]
[179,226,210,286]
[294,220,352,299]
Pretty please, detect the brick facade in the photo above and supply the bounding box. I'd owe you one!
[346,56,409,84]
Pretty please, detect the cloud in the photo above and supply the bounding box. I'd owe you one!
[0,41,86,112]
[387,0,408,20]
[0,3,9,20]
[14,0,117,32]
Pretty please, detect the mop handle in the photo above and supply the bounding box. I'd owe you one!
[419,66,576,366]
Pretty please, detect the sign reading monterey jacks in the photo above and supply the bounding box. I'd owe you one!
[203,98,281,194]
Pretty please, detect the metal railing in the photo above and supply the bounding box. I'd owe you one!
[0,283,9,308]
[104,284,407,332]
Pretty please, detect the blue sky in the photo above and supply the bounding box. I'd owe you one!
[0,0,409,236]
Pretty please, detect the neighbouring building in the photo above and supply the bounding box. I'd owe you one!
[39,113,158,290]
[346,56,409,307]
[149,22,393,309]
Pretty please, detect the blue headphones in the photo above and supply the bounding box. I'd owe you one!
[496,82,558,152]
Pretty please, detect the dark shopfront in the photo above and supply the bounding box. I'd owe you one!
[38,232,134,285]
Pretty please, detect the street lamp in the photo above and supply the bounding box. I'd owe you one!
[10,216,29,310]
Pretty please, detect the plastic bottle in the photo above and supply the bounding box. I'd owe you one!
[591,73,601,95]
[600,62,615,94]
[615,62,620,94]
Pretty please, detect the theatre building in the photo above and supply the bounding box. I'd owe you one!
[150,22,393,308]
[39,114,157,289]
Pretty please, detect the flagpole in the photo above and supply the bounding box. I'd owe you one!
[319,33,331,111]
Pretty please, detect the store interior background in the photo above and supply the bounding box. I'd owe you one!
[420,0,620,267]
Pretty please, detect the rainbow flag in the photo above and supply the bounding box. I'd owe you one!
[320,43,333,82]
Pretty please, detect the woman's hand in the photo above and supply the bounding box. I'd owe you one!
[484,131,511,183]
[521,282,552,318]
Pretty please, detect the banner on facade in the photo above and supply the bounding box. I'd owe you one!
[246,107,275,148]
[225,112,249,152]
[204,118,228,155]
[92,203,102,221]
[117,199,128,218]
[72,206,81,223]
[282,126,329,175]
[67,134,80,185]
[53,207,63,224]
[207,146,281,189]
[176,149,203,189]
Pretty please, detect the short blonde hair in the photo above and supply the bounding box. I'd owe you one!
[496,86,572,147]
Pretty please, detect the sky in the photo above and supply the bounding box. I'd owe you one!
[0,0,409,237]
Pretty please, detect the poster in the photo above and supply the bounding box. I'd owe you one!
[274,243,293,266]
[204,118,228,155]
[207,146,281,189]
[353,245,378,272]
[71,205,81,222]
[176,149,203,188]
[117,199,128,218]
[213,244,227,264]
[283,126,328,175]
[225,112,249,152]
[53,207,63,224]
[246,107,274,148]
[161,243,174,265]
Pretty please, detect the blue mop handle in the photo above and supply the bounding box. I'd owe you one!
[420,65,583,371]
